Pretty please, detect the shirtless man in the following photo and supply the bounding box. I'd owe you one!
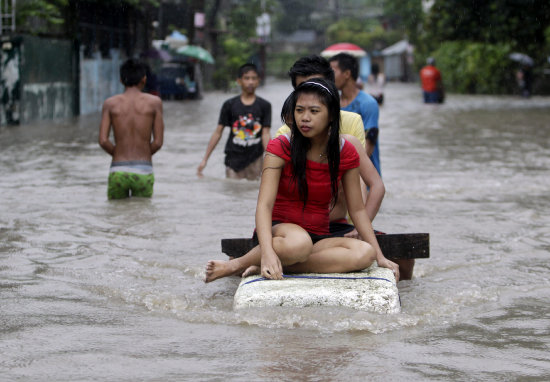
[98,58,164,199]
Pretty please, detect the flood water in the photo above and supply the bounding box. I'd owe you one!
[1,80,550,381]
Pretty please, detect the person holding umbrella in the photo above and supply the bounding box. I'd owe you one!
[509,53,534,98]
[516,64,533,98]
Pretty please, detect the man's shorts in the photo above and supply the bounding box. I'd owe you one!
[226,155,263,180]
[423,90,440,104]
[107,161,154,199]
[329,219,385,237]
[329,220,357,237]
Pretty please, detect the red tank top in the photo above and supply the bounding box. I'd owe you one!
[266,135,359,235]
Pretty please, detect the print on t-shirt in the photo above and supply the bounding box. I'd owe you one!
[232,113,262,147]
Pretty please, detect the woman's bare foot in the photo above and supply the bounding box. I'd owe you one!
[241,265,260,278]
[204,260,240,283]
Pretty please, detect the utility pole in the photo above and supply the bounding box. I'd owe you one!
[256,5,270,84]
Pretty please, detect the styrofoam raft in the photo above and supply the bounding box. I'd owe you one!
[234,265,400,314]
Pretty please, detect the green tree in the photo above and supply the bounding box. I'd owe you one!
[208,0,279,89]
[212,36,254,89]
[424,0,550,60]
[273,0,319,35]
[383,0,550,93]
[326,18,401,51]
[16,0,68,35]
[15,0,159,36]
[382,0,423,44]
[433,41,513,94]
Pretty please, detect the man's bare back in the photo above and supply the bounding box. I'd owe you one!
[98,87,164,162]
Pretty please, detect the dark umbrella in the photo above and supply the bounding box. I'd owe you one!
[141,48,173,62]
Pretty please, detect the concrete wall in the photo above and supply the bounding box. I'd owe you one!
[21,36,76,124]
[2,36,127,126]
[21,82,74,123]
[384,54,404,81]
[79,49,124,115]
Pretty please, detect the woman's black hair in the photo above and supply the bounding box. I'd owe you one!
[285,77,341,208]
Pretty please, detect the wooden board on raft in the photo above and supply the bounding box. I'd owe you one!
[221,233,430,259]
[224,233,428,314]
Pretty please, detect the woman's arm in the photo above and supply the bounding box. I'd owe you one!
[255,153,285,279]
[342,168,400,281]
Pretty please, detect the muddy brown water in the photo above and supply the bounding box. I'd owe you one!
[1,80,550,380]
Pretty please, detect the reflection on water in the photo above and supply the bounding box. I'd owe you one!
[1,81,550,380]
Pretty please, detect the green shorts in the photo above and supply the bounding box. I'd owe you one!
[107,161,154,199]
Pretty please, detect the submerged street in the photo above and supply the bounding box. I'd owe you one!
[1,80,550,380]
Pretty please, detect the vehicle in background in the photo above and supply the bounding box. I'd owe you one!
[157,63,189,100]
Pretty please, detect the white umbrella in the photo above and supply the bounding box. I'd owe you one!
[509,52,534,66]
[165,31,189,50]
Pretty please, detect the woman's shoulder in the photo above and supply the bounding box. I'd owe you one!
[340,136,356,153]
[266,134,291,159]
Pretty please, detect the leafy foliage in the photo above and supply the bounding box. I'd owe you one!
[210,0,278,89]
[383,0,550,93]
[15,0,69,34]
[225,1,263,40]
[15,0,159,35]
[425,0,550,60]
[326,18,401,52]
[265,51,309,78]
[273,0,319,35]
[432,41,514,94]
[212,36,255,89]
[382,0,423,44]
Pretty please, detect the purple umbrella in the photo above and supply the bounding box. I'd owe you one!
[141,48,173,62]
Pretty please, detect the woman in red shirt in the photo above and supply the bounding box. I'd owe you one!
[205,78,399,282]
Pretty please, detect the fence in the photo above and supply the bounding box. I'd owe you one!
[1,35,76,125]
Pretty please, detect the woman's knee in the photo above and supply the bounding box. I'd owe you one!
[273,229,313,263]
[287,230,313,261]
[349,240,375,270]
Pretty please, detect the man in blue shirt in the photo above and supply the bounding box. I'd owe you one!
[329,53,381,176]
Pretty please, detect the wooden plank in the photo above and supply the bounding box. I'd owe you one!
[221,233,429,260]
